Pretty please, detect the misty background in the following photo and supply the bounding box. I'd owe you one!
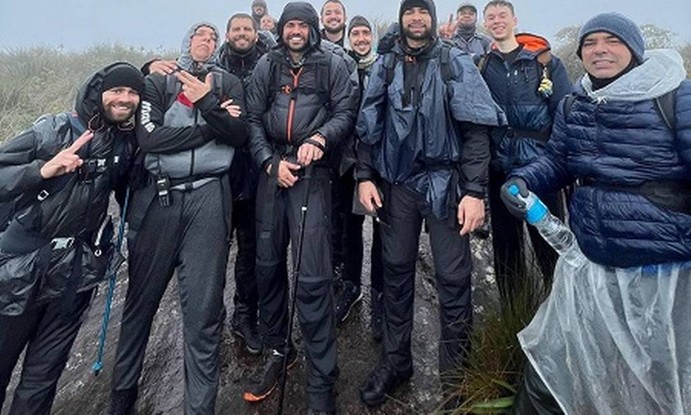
[1,0,689,52]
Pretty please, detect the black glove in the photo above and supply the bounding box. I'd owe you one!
[500,177,529,219]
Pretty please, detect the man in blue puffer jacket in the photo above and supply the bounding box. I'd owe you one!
[481,0,573,302]
[501,13,690,413]
[503,13,690,269]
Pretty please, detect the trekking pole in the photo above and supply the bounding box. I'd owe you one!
[277,165,313,415]
[92,187,130,375]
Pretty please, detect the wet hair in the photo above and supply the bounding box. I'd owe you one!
[483,0,515,15]
[227,13,259,32]
[320,0,346,16]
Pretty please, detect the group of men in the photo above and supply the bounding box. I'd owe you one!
[0,0,689,414]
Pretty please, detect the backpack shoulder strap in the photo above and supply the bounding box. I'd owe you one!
[382,52,397,86]
[440,43,452,83]
[536,50,552,79]
[476,53,488,75]
[562,93,577,119]
[654,88,677,131]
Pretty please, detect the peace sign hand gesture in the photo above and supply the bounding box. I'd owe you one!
[39,129,94,179]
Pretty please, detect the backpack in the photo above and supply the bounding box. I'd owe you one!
[562,87,677,131]
[0,114,87,232]
[265,46,344,110]
[382,41,454,87]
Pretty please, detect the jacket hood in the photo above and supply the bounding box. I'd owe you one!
[580,49,686,102]
[398,0,437,44]
[515,33,551,55]
[74,61,143,129]
[177,21,221,72]
[277,2,321,51]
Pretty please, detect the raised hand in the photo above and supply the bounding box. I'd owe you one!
[40,130,94,179]
[176,71,212,103]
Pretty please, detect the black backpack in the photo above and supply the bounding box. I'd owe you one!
[381,41,455,87]
[0,114,87,232]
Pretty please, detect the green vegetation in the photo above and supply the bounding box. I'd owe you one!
[0,45,172,141]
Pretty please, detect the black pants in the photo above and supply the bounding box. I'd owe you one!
[230,199,259,320]
[112,181,230,414]
[255,169,337,412]
[488,169,560,303]
[379,183,473,378]
[0,289,93,414]
[331,172,384,292]
[513,361,564,415]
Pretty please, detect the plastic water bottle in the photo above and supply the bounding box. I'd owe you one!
[508,185,587,267]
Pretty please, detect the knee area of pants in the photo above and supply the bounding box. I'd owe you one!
[385,259,416,274]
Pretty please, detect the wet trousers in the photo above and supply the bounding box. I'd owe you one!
[379,183,473,379]
[111,181,230,414]
[255,169,338,412]
[0,289,93,414]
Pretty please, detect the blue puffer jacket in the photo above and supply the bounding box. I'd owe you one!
[513,50,691,268]
[481,34,573,174]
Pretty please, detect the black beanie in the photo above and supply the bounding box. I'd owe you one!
[398,0,437,40]
[102,65,145,95]
[347,15,372,37]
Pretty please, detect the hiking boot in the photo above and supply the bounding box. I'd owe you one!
[334,281,362,324]
[359,363,412,407]
[231,312,262,355]
[370,289,384,343]
[243,347,298,402]
[110,386,138,415]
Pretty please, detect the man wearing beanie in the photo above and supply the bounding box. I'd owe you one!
[502,12,691,414]
[356,0,504,407]
[251,0,268,26]
[330,14,385,337]
[481,0,572,307]
[320,0,347,47]
[451,3,491,57]
[243,2,357,413]
[110,22,247,415]
[0,62,143,413]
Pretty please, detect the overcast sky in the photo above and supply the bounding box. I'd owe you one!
[0,0,689,52]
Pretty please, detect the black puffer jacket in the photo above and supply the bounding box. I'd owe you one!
[0,62,140,315]
[245,1,357,169]
[218,30,276,87]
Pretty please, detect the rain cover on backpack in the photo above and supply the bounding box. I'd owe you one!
[519,259,691,414]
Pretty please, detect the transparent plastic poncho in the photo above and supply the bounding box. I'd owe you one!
[519,259,691,414]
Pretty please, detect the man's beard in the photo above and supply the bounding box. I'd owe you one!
[229,37,254,54]
[402,25,431,41]
[103,104,136,123]
[324,24,345,34]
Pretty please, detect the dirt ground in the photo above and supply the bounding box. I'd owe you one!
[2,220,496,415]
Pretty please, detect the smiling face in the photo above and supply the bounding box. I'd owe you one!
[282,19,310,52]
[321,1,346,34]
[483,4,517,42]
[348,26,372,56]
[190,25,217,62]
[101,87,140,123]
[580,31,633,79]
[456,7,477,29]
[401,6,432,42]
[227,17,257,53]
[260,15,275,32]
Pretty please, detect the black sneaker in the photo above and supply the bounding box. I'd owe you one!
[359,363,412,407]
[370,290,384,343]
[231,312,262,355]
[334,281,362,323]
[243,347,298,402]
